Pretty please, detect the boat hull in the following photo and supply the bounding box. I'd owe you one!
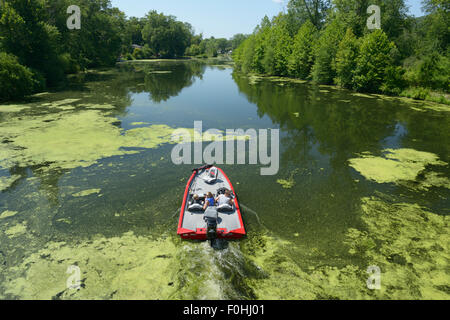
[177,166,246,240]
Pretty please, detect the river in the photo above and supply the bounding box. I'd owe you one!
[0,59,448,299]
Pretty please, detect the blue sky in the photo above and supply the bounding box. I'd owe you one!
[111,0,424,39]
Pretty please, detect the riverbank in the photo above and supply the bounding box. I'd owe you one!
[240,73,450,108]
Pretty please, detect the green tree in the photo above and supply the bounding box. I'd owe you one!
[288,20,318,79]
[233,34,258,73]
[422,0,449,53]
[332,0,408,39]
[252,16,272,73]
[264,15,293,76]
[334,28,360,88]
[141,11,193,58]
[122,17,146,53]
[311,18,346,84]
[287,0,331,30]
[0,0,64,84]
[404,53,449,91]
[43,0,125,69]
[0,52,35,101]
[354,29,397,92]
[230,34,249,50]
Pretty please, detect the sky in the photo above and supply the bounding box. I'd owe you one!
[111,0,425,39]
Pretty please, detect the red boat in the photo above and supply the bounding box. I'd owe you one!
[177,165,246,240]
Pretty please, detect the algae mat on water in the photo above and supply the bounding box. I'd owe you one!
[1,233,180,299]
[348,148,450,190]
[240,195,449,300]
[0,233,250,300]
[0,175,21,191]
[0,110,178,172]
[0,107,252,174]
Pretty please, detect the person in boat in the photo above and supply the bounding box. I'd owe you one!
[203,192,215,210]
[190,194,202,205]
[188,194,205,211]
[216,189,233,207]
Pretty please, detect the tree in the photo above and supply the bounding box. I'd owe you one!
[123,17,146,51]
[311,18,346,84]
[263,14,293,76]
[287,0,331,30]
[0,52,35,101]
[215,38,229,53]
[332,0,408,40]
[232,34,258,73]
[0,0,64,84]
[422,0,449,53]
[252,16,272,73]
[288,20,318,79]
[230,34,249,50]
[331,0,370,37]
[43,0,125,69]
[141,11,193,58]
[334,28,359,88]
[353,29,397,92]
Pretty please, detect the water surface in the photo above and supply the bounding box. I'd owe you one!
[0,60,448,299]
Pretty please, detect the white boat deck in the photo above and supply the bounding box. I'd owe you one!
[181,169,242,232]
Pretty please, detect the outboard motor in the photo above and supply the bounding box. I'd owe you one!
[204,207,218,240]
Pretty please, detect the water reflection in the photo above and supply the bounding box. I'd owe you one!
[117,61,207,103]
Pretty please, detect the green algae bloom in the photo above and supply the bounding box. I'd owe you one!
[349,196,449,299]
[0,108,252,174]
[72,189,102,197]
[351,93,376,99]
[148,71,172,74]
[0,105,30,113]
[0,210,18,219]
[0,175,20,191]
[5,222,27,238]
[2,232,180,299]
[276,169,300,189]
[1,233,244,300]
[277,178,295,189]
[240,195,449,300]
[349,148,449,189]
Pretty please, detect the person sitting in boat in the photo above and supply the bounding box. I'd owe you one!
[216,190,233,207]
[203,192,215,211]
[189,194,204,211]
[190,194,202,205]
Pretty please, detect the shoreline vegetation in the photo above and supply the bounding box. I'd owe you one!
[0,0,246,102]
[232,1,449,106]
[1,0,448,107]
[2,57,449,111]
[235,72,450,108]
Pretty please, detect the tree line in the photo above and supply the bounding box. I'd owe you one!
[232,0,449,103]
[0,0,248,101]
[122,13,247,60]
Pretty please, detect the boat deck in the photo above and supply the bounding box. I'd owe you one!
[178,168,245,239]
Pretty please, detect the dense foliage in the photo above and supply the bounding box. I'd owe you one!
[0,0,247,101]
[233,0,449,100]
[0,52,36,100]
